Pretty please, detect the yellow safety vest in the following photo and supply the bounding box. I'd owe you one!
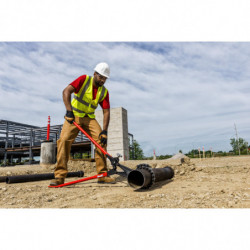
[71,75,108,118]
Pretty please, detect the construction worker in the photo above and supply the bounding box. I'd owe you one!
[50,62,115,186]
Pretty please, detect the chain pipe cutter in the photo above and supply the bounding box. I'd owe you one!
[48,121,174,189]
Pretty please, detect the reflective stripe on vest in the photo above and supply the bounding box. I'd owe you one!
[72,107,94,115]
[73,96,98,109]
[71,75,108,118]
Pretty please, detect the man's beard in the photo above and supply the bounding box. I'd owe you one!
[95,81,102,87]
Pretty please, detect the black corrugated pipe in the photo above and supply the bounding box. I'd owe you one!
[0,176,7,183]
[5,171,84,184]
[127,164,174,190]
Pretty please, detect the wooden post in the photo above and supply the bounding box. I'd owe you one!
[153,149,156,160]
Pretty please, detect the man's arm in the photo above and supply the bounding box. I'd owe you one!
[63,85,75,111]
[103,108,110,131]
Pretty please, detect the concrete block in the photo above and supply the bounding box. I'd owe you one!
[95,107,130,161]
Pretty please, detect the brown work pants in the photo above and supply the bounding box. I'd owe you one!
[54,116,107,179]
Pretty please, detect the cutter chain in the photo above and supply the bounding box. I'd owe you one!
[136,164,156,189]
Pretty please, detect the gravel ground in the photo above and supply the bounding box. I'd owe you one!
[0,155,249,208]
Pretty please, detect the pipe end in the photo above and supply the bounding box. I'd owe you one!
[127,170,146,190]
[163,166,175,179]
[127,164,154,190]
[6,177,10,184]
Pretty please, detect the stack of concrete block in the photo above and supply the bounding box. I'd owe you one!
[95,107,129,161]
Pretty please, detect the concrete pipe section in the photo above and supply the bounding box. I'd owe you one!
[40,141,56,164]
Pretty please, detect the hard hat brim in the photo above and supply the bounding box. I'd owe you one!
[94,70,109,78]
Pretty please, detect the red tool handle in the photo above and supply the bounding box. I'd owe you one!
[48,121,112,188]
[48,172,108,188]
[73,121,112,158]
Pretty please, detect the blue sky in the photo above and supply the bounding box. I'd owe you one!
[1,42,250,156]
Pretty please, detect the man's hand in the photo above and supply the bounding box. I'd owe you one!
[64,110,75,124]
[99,130,107,146]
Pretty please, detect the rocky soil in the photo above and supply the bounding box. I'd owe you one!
[0,155,249,208]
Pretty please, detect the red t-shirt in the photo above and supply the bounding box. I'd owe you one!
[70,75,110,109]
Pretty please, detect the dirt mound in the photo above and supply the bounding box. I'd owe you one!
[170,152,189,160]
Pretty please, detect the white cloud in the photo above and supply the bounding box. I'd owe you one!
[1,42,250,155]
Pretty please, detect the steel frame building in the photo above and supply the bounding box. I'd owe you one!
[0,119,92,166]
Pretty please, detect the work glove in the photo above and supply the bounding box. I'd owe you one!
[99,130,107,146]
[64,110,75,124]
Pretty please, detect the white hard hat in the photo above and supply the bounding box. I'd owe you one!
[94,62,110,78]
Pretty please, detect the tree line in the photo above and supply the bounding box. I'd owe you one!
[129,137,249,160]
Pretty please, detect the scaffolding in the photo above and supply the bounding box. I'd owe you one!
[0,119,92,166]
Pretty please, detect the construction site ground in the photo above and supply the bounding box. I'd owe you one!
[0,155,249,208]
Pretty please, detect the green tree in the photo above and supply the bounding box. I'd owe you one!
[186,149,199,158]
[230,137,248,153]
[157,154,172,160]
[130,139,144,160]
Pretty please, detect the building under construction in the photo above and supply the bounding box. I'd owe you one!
[0,119,92,166]
[0,107,135,166]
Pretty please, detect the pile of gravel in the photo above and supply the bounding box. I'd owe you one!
[170,153,189,160]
